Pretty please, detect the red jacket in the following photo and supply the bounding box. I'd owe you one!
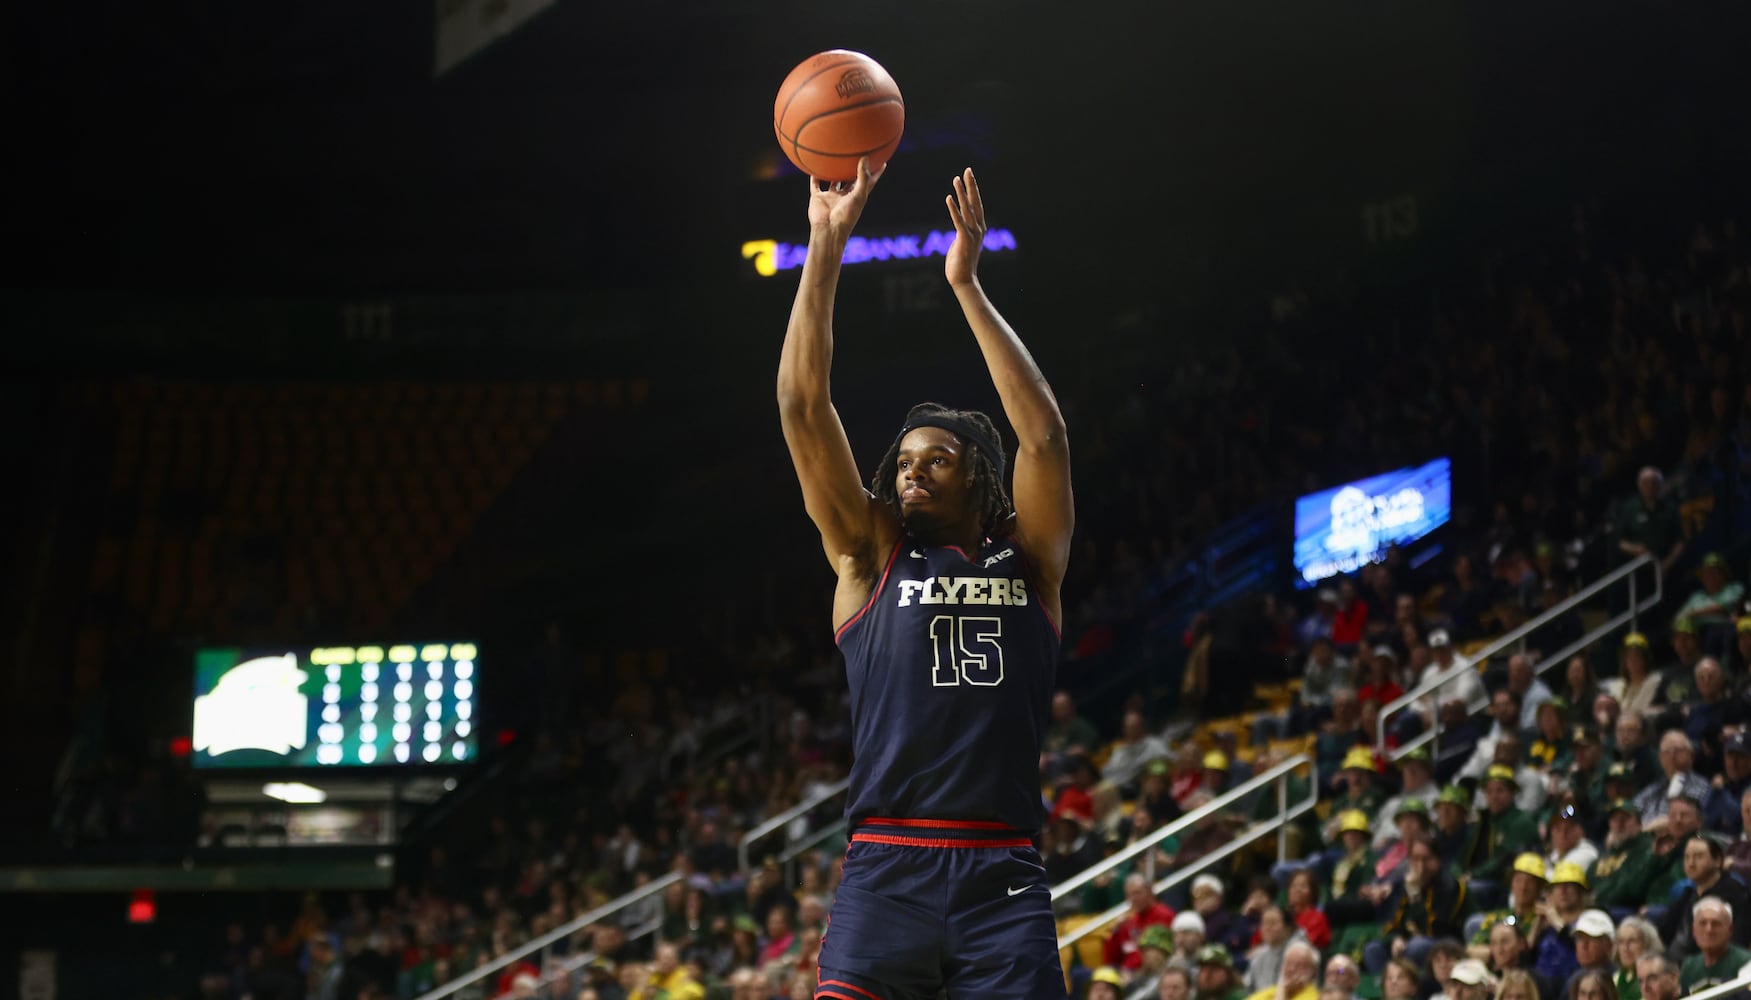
[1104,901,1176,969]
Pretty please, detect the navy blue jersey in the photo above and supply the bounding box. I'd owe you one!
[835,536,1061,834]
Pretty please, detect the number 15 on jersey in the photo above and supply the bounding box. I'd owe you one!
[929,615,1004,687]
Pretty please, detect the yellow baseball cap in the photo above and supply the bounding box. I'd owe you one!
[1736,617,1751,635]
[1338,809,1371,834]
[1342,746,1377,772]
[1091,967,1125,988]
[1513,853,1550,880]
[1203,750,1229,771]
[1485,765,1519,788]
[1624,632,1650,649]
[1550,862,1589,888]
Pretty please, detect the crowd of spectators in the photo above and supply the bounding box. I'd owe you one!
[84,197,1747,1000]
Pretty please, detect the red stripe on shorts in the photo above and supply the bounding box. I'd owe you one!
[819,980,882,1000]
[851,832,1032,849]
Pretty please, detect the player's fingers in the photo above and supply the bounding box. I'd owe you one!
[964,169,984,221]
[945,193,964,231]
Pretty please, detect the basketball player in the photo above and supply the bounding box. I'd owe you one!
[778,155,1073,1000]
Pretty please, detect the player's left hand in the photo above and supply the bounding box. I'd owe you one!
[944,167,985,288]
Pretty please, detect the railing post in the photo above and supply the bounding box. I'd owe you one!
[1144,838,1155,887]
[1276,772,1288,864]
[1629,567,1639,632]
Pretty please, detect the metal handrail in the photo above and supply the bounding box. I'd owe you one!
[1055,756,1319,953]
[536,915,663,992]
[413,871,683,1000]
[778,817,849,887]
[1051,754,1314,903]
[1377,554,1662,756]
[1681,972,1751,1000]
[737,777,850,872]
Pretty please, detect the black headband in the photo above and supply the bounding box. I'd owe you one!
[895,416,1005,478]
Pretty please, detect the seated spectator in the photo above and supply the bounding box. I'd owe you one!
[1729,789,1751,879]
[1243,907,1301,994]
[1374,751,1441,851]
[1564,910,1618,996]
[1089,966,1126,1000]
[1613,636,1663,724]
[1547,800,1601,873]
[1323,954,1361,1000]
[1528,700,1572,771]
[1673,554,1743,660]
[1045,798,1101,884]
[1192,875,1241,956]
[1631,733,1714,826]
[1196,944,1246,1000]
[1677,898,1751,992]
[1359,648,1406,710]
[1609,713,1658,793]
[1316,689,1369,790]
[1564,969,1616,1000]
[1611,917,1662,1000]
[1590,800,1658,913]
[1528,864,1594,987]
[1106,710,1173,792]
[1495,969,1544,1000]
[1465,770,1543,897]
[1710,734,1751,836]
[1509,655,1555,732]
[1044,690,1101,779]
[1376,799,1436,883]
[1322,748,1384,842]
[1160,966,1193,1000]
[1167,910,1206,970]
[1299,637,1354,729]
[1140,760,1185,827]
[1679,658,1746,775]
[1471,853,1549,950]
[1488,924,1555,1000]
[1244,939,1319,1000]
[1447,959,1496,1000]
[1641,793,1706,907]
[1412,630,1483,729]
[1284,868,1332,950]
[1328,811,1378,905]
[1558,731,1607,825]
[1633,954,1679,1000]
[1460,691,1524,784]
[1383,957,1423,1000]
[1435,786,1475,862]
[1562,659,1601,728]
[1367,834,1471,973]
[1106,873,1177,971]
[1655,834,1751,959]
[1134,925,1176,990]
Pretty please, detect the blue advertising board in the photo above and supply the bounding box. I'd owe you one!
[1293,458,1451,587]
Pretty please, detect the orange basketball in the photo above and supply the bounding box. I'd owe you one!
[773,50,905,182]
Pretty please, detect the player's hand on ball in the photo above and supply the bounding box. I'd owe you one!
[808,156,882,241]
[944,167,985,288]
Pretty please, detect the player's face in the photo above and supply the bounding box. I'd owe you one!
[894,427,974,537]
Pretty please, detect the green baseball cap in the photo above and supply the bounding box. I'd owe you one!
[1437,785,1471,808]
[1394,797,1432,821]
[1196,944,1234,969]
[1607,798,1638,816]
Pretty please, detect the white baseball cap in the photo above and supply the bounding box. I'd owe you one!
[1450,960,1494,987]
[1575,909,1616,939]
[1192,874,1224,897]
[1172,911,1206,934]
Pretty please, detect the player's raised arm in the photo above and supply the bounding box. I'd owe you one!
[943,168,1074,593]
[777,158,895,574]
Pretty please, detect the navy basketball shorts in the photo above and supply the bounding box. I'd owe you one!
[814,819,1067,1000]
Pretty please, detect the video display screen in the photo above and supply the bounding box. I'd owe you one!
[1293,458,1451,587]
[192,643,478,769]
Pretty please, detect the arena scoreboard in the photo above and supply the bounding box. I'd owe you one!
[192,642,479,769]
[1294,458,1452,587]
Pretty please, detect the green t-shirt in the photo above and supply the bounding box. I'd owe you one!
[1615,496,1681,558]
[1680,944,1751,991]
[1046,715,1100,755]
[1590,833,1661,909]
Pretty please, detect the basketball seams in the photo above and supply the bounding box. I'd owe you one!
[781,98,903,175]
[774,56,867,137]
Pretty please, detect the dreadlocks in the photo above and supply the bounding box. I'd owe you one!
[871,402,1014,539]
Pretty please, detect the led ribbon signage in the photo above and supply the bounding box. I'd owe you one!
[742,228,1018,277]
